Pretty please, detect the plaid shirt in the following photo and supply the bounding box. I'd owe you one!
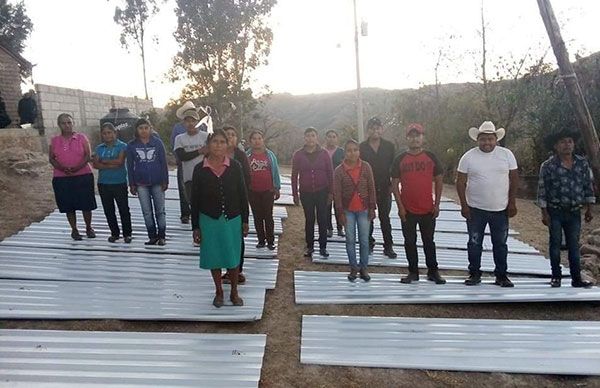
[537,154,595,209]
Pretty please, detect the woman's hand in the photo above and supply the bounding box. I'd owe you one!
[242,223,249,237]
[274,189,280,200]
[161,183,169,191]
[193,229,201,244]
[129,185,137,196]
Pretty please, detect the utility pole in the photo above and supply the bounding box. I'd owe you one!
[353,0,364,142]
[537,0,600,187]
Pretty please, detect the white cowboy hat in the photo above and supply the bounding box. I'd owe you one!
[468,121,505,141]
[176,101,199,120]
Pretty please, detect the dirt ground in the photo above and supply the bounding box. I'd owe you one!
[1,161,600,387]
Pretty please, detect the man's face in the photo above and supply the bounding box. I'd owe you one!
[183,116,199,132]
[477,133,497,153]
[304,131,318,147]
[368,125,384,140]
[407,131,424,149]
[325,132,338,147]
[554,137,575,155]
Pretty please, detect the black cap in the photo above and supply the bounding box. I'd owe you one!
[367,117,382,129]
[544,128,581,150]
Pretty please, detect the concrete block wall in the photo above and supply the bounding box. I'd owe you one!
[36,84,154,145]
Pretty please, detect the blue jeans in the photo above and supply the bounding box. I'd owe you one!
[548,208,582,279]
[466,207,508,277]
[137,184,166,239]
[345,210,370,269]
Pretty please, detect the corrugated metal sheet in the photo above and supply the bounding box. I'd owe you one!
[294,271,600,304]
[0,279,266,321]
[312,243,565,276]
[300,315,600,375]
[1,329,266,387]
[0,246,278,289]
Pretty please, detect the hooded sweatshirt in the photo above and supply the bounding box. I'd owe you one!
[126,135,169,186]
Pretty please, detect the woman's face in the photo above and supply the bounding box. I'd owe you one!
[250,133,264,149]
[136,124,151,139]
[101,127,116,144]
[58,116,74,134]
[224,129,238,148]
[345,142,360,163]
[209,134,228,157]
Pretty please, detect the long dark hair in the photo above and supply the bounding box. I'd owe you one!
[134,118,152,139]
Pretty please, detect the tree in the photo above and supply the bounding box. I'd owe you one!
[171,0,276,136]
[113,0,160,100]
[0,0,33,55]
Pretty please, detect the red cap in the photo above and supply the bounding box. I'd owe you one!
[406,123,425,135]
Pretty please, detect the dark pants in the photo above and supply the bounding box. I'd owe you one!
[327,201,342,232]
[177,164,190,219]
[300,189,329,250]
[249,190,275,244]
[98,183,132,237]
[548,208,582,279]
[401,212,438,273]
[466,207,508,277]
[370,189,393,249]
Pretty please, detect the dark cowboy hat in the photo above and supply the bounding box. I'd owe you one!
[544,128,581,150]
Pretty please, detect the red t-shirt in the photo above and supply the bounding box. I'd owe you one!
[248,152,273,192]
[390,151,443,214]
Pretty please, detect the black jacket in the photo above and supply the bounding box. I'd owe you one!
[359,138,396,192]
[190,158,249,229]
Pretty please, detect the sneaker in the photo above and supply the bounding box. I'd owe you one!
[144,238,159,246]
[347,267,358,282]
[327,229,333,238]
[383,247,397,259]
[319,249,330,258]
[124,236,132,244]
[157,238,166,246]
[571,279,593,288]
[494,275,514,288]
[337,228,345,237]
[181,216,190,224]
[267,243,276,251]
[550,277,561,288]
[256,242,266,249]
[427,270,447,285]
[107,235,119,243]
[303,248,314,258]
[464,273,481,286]
[400,272,420,284]
[359,268,371,282]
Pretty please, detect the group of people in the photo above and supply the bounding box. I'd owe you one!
[292,117,594,289]
[0,89,38,129]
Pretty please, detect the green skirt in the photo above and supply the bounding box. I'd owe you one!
[199,213,242,270]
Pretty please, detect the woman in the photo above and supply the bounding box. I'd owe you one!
[223,125,251,284]
[92,122,132,243]
[333,139,376,282]
[126,118,169,246]
[246,130,281,250]
[49,113,97,240]
[191,129,249,307]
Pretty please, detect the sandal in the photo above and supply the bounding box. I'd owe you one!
[71,231,83,241]
[212,295,224,308]
[86,228,96,238]
[230,295,244,306]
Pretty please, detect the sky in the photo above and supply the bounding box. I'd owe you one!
[18,0,600,107]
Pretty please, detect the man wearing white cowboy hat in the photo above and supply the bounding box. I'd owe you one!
[171,101,196,224]
[173,101,208,212]
[456,121,519,287]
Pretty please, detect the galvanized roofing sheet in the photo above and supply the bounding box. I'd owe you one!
[294,271,600,304]
[0,246,278,289]
[300,315,600,375]
[0,278,266,321]
[312,243,564,276]
[1,329,266,387]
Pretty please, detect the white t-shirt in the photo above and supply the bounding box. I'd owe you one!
[457,146,518,211]
[174,131,208,182]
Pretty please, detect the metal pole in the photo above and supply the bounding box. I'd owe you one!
[353,0,364,142]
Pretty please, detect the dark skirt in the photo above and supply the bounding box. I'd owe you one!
[52,174,98,213]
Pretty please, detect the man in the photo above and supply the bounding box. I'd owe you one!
[359,117,397,258]
[0,90,11,128]
[456,121,518,287]
[324,129,345,237]
[391,123,446,284]
[171,101,196,223]
[537,129,594,288]
[292,127,334,258]
[18,89,37,125]
[173,102,208,212]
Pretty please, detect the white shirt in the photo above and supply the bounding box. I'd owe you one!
[457,146,518,211]
[174,131,208,182]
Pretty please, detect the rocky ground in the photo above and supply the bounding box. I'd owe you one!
[1,158,599,387]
